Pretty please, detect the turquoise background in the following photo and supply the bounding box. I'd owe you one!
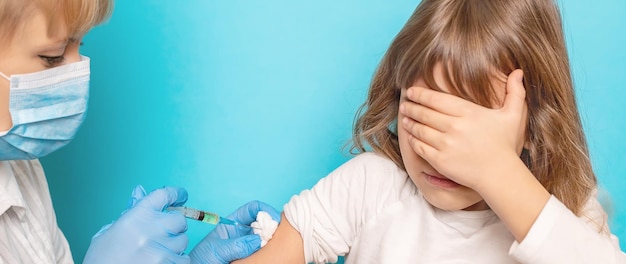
[41,0,625,262]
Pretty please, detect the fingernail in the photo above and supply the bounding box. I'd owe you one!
[407,88,413,98]
[517,70,524,82]
[402,117,409,126]
[132,185,146,196]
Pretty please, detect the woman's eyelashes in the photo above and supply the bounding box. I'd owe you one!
[38,39,84,68]
[39,55,65,67]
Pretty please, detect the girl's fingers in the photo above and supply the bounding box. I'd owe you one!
[503,69,527,114]
[407,133,438,161]
[402,117,444,150]
[400,101,452,132]
[504,69,529,152]
[405,86,476,117]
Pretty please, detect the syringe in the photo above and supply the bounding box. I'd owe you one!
[168,206,245,226]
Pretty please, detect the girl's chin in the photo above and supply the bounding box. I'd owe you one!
[421,192,487,211]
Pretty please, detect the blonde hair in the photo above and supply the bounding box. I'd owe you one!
[0,0,113,44]
[351,0,596,216]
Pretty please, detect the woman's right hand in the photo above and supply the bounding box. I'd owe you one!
[83,185,190,264]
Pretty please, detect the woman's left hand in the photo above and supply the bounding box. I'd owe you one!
[189,200,281,264]
[399,69,527,191]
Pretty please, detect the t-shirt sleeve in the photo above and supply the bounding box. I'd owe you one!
[283,153,414,264]
[509,193,626,263]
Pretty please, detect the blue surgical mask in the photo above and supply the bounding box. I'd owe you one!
[0,56,90,160]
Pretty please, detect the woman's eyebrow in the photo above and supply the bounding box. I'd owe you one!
[35,38,70,54]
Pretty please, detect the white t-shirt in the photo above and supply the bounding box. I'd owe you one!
[284,152,625,263]
[0,160,73,264]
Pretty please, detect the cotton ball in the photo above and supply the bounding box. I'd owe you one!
[250,211,279,247]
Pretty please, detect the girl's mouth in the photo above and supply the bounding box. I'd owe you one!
[423,172,461,188]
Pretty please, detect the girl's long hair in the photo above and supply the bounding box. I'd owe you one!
[351,0,596,216]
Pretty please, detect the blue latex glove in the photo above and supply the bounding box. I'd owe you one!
[189,201,280,264]
[83,185,190,264]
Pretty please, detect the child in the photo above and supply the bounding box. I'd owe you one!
[234,0,626,263]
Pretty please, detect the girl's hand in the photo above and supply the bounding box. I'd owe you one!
[399,70,527,192]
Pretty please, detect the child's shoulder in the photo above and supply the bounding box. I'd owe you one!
[344,152,399,170]
[334,152,401,177]
[330,152,414,193]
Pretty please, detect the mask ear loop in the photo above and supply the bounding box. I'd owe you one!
[0,71,10,81]
[387,118,398,136]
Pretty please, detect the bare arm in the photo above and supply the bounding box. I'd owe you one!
[233,213,305,264]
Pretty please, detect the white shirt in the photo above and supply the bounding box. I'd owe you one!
[0,160,73,264]
[284,152,625,263]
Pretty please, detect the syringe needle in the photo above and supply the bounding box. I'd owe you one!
[167,206,248,227]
